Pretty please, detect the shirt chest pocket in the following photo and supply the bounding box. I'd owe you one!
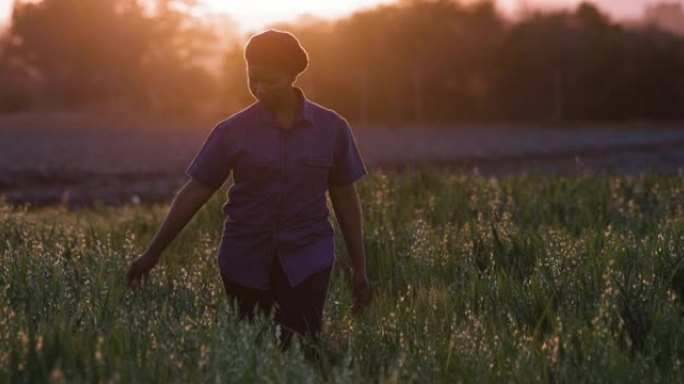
[298,155,332,192]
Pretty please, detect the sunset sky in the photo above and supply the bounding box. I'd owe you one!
[0,1,670,32]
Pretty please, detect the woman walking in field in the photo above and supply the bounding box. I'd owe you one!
[126,30,370,350]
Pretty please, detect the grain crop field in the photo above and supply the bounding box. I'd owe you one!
[2,169,684,383]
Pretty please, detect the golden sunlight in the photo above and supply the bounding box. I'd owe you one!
[0,1,650,32]
[198,0,397,31]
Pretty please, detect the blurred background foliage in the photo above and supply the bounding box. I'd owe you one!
[1,0,683,123]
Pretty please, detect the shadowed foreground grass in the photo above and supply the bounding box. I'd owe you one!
[2,170,684,383]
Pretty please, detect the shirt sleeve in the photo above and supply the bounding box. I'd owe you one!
[328,118,367,186]
[185,123,233,189]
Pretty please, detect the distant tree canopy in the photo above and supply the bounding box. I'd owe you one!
[284,0,506,123]
[2,0,219,115]
[250,0,684,123]
[2,0,684,122]
[494,2,684,121]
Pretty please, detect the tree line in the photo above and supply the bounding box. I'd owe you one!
[2,0,684,123]
[0,0,221,116]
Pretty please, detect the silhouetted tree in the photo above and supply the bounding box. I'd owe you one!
[229,0,505,123]
[495,2,684,121]
[0,29,34,112]
[4,0,218,115]
[4,0,684,122]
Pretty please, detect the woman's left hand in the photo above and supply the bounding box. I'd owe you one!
[352,271,371,313]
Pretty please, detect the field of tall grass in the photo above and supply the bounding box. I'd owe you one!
[2,169,684,383]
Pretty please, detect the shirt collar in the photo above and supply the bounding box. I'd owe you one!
[295,87,315,125]
[254,87,314,128]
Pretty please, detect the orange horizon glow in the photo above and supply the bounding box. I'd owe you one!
[0,1,664,32]
[195,0,398,32]
[172,1,661,30]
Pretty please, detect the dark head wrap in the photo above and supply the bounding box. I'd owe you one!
[244,29,309,77]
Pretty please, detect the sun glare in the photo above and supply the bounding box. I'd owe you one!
[0,1,651,34]
[197,0,397,31]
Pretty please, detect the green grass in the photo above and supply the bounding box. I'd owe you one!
[2,169,684,383]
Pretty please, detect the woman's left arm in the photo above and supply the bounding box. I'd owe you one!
[329,183,371,312]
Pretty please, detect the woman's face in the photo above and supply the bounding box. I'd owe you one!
[247,65,295,108]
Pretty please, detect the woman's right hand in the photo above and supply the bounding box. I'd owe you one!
[126,252,160,290]
[123,179,214,291]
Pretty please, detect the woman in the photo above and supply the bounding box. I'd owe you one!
[126,30,370,348]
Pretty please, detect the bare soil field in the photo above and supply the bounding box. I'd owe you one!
[2,112,684,208]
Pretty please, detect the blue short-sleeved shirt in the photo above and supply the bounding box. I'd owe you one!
[186,88,367,289]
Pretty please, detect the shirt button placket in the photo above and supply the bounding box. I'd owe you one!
[275,129,286,233]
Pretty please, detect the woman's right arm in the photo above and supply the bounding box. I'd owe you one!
[126,178,217,289]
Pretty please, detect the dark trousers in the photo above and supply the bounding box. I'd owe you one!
[220,257,332,349]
